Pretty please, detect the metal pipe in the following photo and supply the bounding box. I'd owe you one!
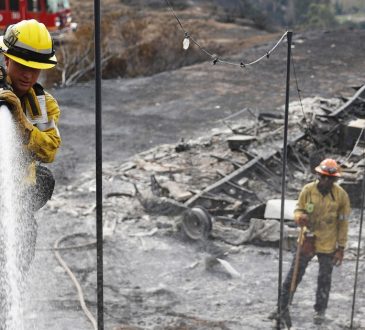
[94,0,104,328]
[277,31,292,330]
[350,147,365,329]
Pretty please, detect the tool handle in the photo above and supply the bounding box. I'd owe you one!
[289,226,305,304]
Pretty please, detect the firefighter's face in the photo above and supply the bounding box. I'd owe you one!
[317,174,337,192]
[5,57,41,97]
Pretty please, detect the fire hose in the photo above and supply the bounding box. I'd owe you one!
[39,232,97,330]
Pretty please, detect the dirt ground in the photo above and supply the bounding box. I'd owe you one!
[50,28,365,183]
[20,27,365,330]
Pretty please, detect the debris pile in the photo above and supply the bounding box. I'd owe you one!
[47,84,365,247]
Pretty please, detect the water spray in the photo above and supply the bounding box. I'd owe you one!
[0,65,31,329]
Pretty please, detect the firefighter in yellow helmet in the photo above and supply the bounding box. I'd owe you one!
[269,158,351,327]
[0,20,61,271]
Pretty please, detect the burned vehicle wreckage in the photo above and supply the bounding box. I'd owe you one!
[123,85,365,247]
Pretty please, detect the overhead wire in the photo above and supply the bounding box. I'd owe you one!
[165,0,288,68]
[290,52,319,149]
[165,3,290,328]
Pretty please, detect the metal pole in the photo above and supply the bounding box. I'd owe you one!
[277,31,292,330]
[350,147,365,329]
[94,0,104,328]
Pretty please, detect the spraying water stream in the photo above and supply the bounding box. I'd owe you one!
[0,104,29,329]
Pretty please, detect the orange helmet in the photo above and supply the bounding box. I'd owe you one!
[315,158,341,177]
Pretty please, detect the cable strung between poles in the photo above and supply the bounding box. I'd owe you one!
[165,0,288,68]
[290,53,319,149]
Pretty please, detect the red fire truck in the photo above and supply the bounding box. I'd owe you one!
[0,0,76,38]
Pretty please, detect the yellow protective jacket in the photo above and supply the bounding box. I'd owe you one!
[294,181,351,254]
[20,83,61,182]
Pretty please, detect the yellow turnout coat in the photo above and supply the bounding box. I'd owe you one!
[294,181,351,254]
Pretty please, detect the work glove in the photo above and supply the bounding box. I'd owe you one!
[333,247,344,266]
[0,89,33,143]
[296,213,309,227]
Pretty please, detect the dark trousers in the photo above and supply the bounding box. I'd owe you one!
[280,251,334,312]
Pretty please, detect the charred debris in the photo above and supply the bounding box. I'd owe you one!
[108,85,365,244]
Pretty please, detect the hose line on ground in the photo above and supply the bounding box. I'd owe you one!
[52,233,98,330]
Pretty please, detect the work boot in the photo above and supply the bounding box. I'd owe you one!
[313,310,325,324]
[268,308,292,329]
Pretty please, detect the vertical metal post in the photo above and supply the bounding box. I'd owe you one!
[277,31,292,330]
[350,147,365,329]
[94,0,104,328]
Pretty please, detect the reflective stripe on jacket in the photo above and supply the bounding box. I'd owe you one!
[294,181,351,254]
[20,84,61,183]
[26,91,61,163]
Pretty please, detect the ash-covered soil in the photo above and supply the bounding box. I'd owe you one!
[23,27,365,330]
[50,28,365,183]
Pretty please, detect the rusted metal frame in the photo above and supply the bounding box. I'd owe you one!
[329,84,365,117]
[185,155,264,207]
[210,154,243,169]
[188,179,253,209]
[186,130,306,208]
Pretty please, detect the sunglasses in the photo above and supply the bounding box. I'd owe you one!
[320,165,337,174]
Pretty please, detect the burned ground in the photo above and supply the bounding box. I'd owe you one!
[22,14,365,330]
